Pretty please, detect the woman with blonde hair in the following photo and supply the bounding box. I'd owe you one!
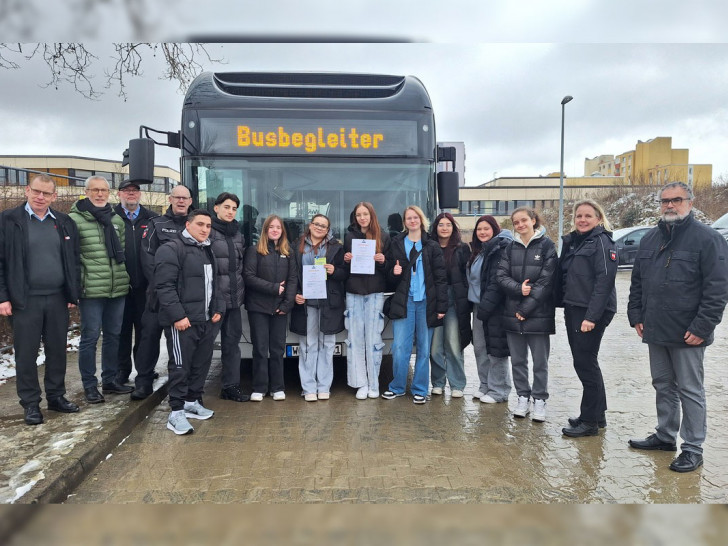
[557,199,618,437]
[343,202,390,400]
[382,205,448,404]
[243,214,297,401]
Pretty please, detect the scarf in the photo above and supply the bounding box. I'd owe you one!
[212,216,240,238]
[77,198,125,264]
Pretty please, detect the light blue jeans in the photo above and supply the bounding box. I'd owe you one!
[390,296,432,397]
[430,288,466,391]
[298,306,335,395]
[78,296,125,389]
[345,292,385,391]
[472,312,511,401]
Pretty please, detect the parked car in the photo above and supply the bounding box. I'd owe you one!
[612,225,652,267]
[711,212,728,243]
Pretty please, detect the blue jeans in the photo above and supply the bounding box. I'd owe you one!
[389,296,432,397]
[345,292,385,391]
[298,306,335,395]
[430,289,466,391]
[78,296,125,389]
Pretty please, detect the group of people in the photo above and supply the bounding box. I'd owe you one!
[1,177,726,473]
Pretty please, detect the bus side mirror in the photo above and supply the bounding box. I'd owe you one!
[122,138,155,184]
[437,171,459,209]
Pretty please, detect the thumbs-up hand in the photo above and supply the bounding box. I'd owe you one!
[393,259,402,276]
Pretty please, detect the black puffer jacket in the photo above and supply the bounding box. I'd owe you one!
[385,232,448,328]
[155,234,225,326]
[627,213,728,347]
[209,218,245,309]
[290,235,347,335]
[557,226,617,322]
[343,226,391,294]
[496,229,557,334]
[243,243,297,315]
[114,203,158,291]
[476,235,512,357]
[441,241,472,350]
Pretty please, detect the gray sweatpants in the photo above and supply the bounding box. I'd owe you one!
[506,332,550,401]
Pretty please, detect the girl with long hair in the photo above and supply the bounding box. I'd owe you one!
[290,214,346,401]
[382,205,448,404]
[428,212,472,398]
[343,202,390,399]
[243,214,297,401]
[496,207,557,422]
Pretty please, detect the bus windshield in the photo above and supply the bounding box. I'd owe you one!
[187,157,434,245]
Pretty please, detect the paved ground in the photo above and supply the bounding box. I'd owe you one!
[1,270,727,518]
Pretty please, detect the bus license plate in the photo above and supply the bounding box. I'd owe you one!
[286,343,342,357]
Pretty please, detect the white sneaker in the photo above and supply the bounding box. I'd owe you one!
[532,399,547,422]
[481,394,498,404]
[368,390,380,399]
[183,400,214,420]
[304,393,317,402]
[431,387,443,395]
[355,387,368,400]
[250,392,264,402]
[317,392,329,400]
[451,389,464,398]
[272,391,286,401]
[167,410,194,435]
[474,391,486,399]
[513,396,531,418]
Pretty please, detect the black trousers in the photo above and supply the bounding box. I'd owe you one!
[117,287,147,381]
[133,307,164,393]
[564,305,614,423]
[213,307,243,389]
[11,293,69,408]
[248,311,287,394]
[165,321,216,411]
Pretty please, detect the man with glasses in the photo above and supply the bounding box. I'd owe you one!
[628,181,728,472]
[70,175,132,404]
[0,175,81,424]
[114,179,158,385]
[131,185,193,400]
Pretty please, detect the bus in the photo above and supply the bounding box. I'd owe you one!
[126,72,459,359]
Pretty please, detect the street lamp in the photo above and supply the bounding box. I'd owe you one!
[558,95,573,254]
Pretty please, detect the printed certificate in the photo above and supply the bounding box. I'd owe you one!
[350,239,376,275]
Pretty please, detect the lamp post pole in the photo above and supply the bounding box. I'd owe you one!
[558,95,573,254]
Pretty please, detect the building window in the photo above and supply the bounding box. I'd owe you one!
[72,169,92,187]
[152,177,168,193]
[0,168,7,186]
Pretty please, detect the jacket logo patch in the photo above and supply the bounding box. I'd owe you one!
[610,250,617,262]
[161,228,176,233]
[142,231,148,238]
[534,254,541,261]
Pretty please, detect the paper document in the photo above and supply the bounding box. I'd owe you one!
[302,265,327,299]
[351,239,376,275]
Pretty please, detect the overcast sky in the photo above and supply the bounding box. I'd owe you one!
[1,40,727,186]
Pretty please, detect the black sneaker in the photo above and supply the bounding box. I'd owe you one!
[412,394,427,404]
[381,391,404,400]
[220,385,250,402]
[568,416,607,429]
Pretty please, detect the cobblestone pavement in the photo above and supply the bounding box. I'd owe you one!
[63,271,728,504]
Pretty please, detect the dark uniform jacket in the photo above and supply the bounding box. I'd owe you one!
[557,226,618,323]
[385,232,448,328]
[442,241,473,350]
[496,229,557,335]
[243,243,297,315]
[0,204,81,309]
[627,213,728,347]
[114,203,158,291]
[209,218,245,309]
[477,235,512,358]
[343,226,390,295]
[290,235,347,336]
[155,234,225,327]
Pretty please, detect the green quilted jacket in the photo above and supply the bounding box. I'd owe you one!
[69,201,130,299]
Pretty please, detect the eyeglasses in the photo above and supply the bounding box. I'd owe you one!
[438,222,453,228]
[87,188,109,195]
[171,195,191,201]
[28,187,55,199]
[120,187,141,193]
[311,222,329,230]
[660,197,688,206]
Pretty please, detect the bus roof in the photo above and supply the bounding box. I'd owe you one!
[183,72,433,112]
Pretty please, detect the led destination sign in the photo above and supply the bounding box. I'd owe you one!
[199,118,419,156]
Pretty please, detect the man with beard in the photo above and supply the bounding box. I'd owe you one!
[70,176,132,403]
[628,181,728,472]
[130,185,192,400]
